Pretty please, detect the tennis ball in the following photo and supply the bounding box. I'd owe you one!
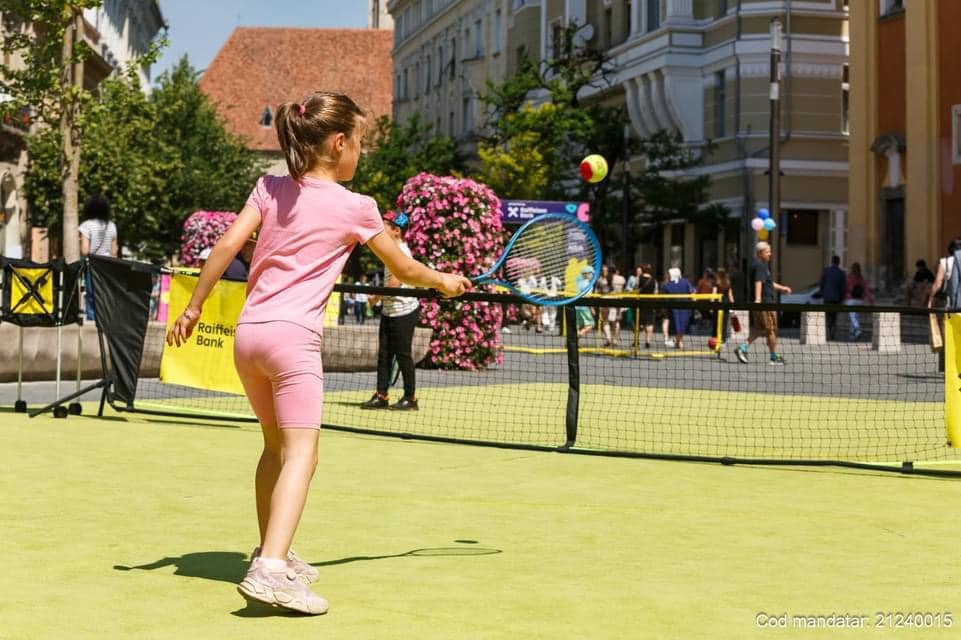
[580,154,608,183]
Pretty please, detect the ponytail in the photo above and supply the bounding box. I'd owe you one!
[274,92,366,180]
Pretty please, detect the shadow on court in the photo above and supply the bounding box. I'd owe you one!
[113,544,502,583]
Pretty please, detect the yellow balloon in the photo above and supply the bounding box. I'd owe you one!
[758,229,769,240]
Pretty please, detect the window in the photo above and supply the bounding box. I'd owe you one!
[718,0,728,17]
[493,9,502,54]
[259,106,272,128]
[841,64,849,134]
[646,0,660,32]
[449,110,455,137]
[437,45,444,84]
[464,28,471,58]
[604,7,613,46]
[551,20,564,59]
[714,71,725,138]
[425,56,431,94]
[414,62,420,97]
[474,19,483,57]
[624,0,633,34]
[402,68,409,99]
[462,96,473,133]
[953,105,961,165]
[450,38,457,77]
[880,0,904,16]
[786,211,819,245]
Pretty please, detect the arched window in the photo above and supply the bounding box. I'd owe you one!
[259,106,272,128]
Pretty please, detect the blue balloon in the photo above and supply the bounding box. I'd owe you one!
[757,208,770,220]
[763,217,776,231]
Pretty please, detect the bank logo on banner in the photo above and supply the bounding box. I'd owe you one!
[160,273,246,395]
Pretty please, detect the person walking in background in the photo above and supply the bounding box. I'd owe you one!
[714,268,736,343]
[354,274,369,324]
[636,263,657,349]
[604,266,626,346]
[844,262,873,341]
[575,266,596,339]
[165,92,469,615]
[363,210,423,410]
[736,241,792,365]
[818,255,846,339]
[929,239,961,310]
[909,259,935,307]
[662,268,695,349]
[78,195,118,321]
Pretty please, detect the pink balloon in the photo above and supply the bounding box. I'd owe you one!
[750,217,764,231]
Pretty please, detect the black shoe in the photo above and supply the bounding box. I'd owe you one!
[361,393,389,410]
[390,397,419,411]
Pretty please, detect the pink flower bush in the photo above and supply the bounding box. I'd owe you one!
[179,210,237,266]
[397,172,505,370]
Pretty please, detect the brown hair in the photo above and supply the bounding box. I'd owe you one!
[715,268,731,291]
[275,92,366,180]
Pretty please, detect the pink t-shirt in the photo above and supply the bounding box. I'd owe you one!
[238,175,384,332]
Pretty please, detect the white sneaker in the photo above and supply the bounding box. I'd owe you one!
[238,558,328,615]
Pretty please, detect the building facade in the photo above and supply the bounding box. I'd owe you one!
[848,0,960,292]
[370,0,395,29]
[389,0,849,287]
[388,0,510,148]
[0,2,165,260]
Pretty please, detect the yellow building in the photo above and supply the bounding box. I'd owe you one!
[848,0,961,293]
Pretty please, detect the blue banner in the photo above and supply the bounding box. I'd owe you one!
[500,200,590,223]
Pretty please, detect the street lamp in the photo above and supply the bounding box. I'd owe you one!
[622,123,632,274]
[768,18,783,280]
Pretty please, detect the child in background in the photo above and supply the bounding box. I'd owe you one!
[166,92,470,614]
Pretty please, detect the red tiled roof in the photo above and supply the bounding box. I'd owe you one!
[199,28,393,152]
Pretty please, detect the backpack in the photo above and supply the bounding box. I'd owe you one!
[947,250,961,311]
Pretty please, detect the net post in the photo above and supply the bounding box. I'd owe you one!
[562,304,579,449]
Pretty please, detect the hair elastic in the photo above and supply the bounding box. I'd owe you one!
[298,103,306,116]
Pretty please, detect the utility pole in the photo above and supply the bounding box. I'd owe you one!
[768,18,782,280]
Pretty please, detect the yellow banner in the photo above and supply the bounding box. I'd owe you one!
[160,273,247,395]
[945,314,961,448]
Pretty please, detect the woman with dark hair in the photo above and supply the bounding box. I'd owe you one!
[845,262,873,340]
[929,238,961,310]
[78,195,118,320]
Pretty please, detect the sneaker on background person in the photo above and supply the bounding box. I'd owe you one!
[736,343,749,364]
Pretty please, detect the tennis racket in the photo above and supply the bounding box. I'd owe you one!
[473,213,601,306]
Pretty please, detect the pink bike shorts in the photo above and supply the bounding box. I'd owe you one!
[234,320,324,429]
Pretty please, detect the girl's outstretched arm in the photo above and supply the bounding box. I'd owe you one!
[166,205,262,347]
[366,231,470,298]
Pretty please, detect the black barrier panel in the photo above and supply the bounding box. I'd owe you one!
[88,255,155,406]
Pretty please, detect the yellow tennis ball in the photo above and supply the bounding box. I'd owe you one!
[580,154,608,183]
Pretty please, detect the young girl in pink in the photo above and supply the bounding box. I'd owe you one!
[166,92,470,614]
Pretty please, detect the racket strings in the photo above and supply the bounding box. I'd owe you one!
[502,219,598,302]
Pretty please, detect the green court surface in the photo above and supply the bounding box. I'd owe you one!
[2,406,959,639]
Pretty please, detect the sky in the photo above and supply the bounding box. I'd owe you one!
[151,0,369,82]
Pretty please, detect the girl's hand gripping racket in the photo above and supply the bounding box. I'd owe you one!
[473,213,601,306]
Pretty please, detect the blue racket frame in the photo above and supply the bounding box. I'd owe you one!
[472,213,602,306]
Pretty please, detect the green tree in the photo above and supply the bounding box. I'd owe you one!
[23,56,266,261]
[0,0,104,260]
[351,113,462,213]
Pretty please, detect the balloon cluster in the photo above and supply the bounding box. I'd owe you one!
[750,208,776,239]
